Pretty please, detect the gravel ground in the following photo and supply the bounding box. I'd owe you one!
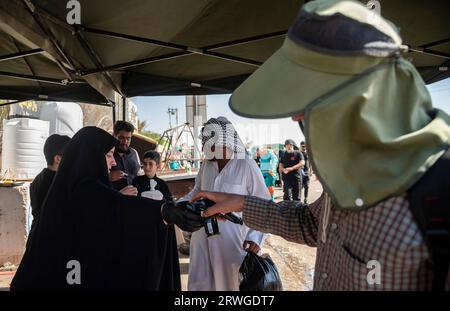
[261,177,322,291]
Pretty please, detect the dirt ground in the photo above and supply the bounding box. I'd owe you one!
[179,177,322,291]
[0,271,14,291]
[0,177,322,291]
[261,178,321,291]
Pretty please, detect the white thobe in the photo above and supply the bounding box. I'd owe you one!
[180,158,270,291]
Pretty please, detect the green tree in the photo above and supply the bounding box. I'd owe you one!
[140,130,168,146]
[137,119,148,133]
[0,100,10,121]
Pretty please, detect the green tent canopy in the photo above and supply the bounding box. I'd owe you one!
[0,0,448,105]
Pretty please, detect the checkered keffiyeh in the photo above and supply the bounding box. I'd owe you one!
[200,116,248,158]
[243,193,450,290]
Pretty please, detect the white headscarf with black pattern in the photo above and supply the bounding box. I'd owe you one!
[200,116,248,159]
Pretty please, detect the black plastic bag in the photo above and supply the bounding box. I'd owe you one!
[239,252,283,291]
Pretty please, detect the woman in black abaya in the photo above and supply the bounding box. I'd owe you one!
[11,127,181,290]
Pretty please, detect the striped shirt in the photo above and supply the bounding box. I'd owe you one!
[243,193,450,290]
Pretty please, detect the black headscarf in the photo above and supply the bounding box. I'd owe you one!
[60,126,116,191]
[11,127,180,290]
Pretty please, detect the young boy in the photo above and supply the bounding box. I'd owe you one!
[132,150,172,201]
[30,134,71,234]
[132,150,181,290]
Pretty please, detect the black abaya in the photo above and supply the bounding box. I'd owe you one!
[132,175,181,290]
[11,127,180,290]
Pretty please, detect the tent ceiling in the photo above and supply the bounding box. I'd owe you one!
[0,0,448,105]
[0,30,106,104]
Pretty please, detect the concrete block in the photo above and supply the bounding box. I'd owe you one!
[0,184,30,265]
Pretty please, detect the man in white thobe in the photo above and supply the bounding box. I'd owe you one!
[180,117,270,291]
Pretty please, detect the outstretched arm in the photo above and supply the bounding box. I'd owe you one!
[191,191,323,247]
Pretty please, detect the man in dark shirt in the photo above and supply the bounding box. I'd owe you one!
[110,121,140,194]
[279,139,305,201]
[30,134,70,231]
[277,148,286,187]
[254,147,261,168]
[300,141,311,204]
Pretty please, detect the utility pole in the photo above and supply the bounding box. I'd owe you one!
[167,107,176,129]
[167,107,178,152]
[167,107,178,128]
[186,95,206,168]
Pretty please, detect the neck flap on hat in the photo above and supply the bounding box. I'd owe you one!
[304,58,450,209]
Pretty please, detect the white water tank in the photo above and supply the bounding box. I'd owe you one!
[39,102,83,137]
[1,118,49,179]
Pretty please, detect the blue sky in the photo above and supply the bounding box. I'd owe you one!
[133,94,302,146]
[428,78,450,112]
[133,77,450,146]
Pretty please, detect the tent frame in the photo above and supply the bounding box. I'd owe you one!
[0,0,449,123]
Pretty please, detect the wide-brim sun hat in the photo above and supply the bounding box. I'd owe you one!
[229,0,406,119]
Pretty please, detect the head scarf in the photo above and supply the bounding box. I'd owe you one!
[200,116,248,159]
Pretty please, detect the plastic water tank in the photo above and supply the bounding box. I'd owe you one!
[1,118,49,179]
[39,102,83,137]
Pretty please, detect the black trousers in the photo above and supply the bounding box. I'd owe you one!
[282,176,302,201]
[302,175,310,200]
